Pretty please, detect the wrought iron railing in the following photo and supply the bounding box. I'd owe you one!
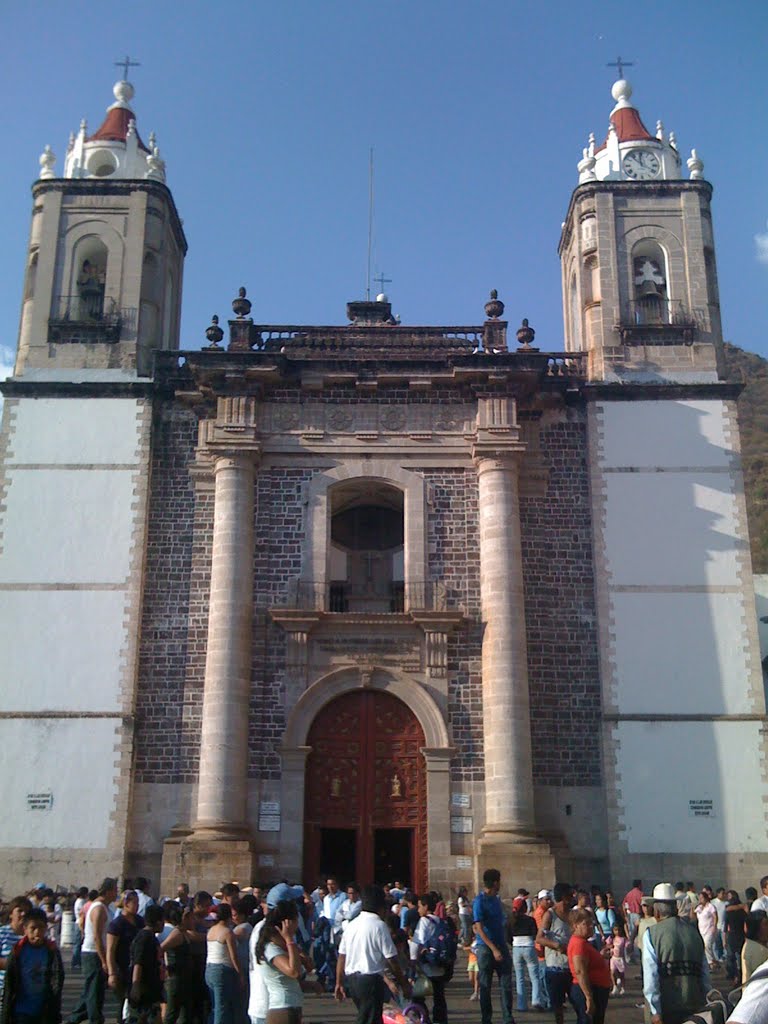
[48,294,132,343]
[618,300,705,331]
[277,579,449,613]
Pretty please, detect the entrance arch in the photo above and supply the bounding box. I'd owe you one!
[303,690,428,889]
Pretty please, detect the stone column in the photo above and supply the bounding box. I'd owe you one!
[475,450,537,840]
[193,451,255,836]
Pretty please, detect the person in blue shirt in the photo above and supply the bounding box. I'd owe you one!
[0,908,64,1024]
[472,869,514,1024]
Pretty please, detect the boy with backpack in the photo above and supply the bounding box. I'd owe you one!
[412,892,458,1024]
[0,907,64,1024]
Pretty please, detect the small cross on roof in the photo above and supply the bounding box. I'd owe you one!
[115,55,141,80]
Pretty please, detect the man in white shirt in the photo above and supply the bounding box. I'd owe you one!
[335,885,411,1024]
[750,876,768,914]
[323,877,346,943]
[727,960,768,1024]
[711,887,728,962]
[134,877,155,916]
[336,884,363,933]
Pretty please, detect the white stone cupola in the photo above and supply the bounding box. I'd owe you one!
[576,78,697,184]
[15,76,185,379]
[53,79,166,182]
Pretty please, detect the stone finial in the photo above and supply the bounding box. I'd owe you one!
[516,318,536,349]
[149,131,157,149]
[232,286,252,320]
[145,144,166,182]
[79,118,87,135]
[112,80,135,108]
[687,148,704,180]
[205,314,224,348]
[126,118,136,139]
[578,148,597,183]
[656,120,665,140]
[38,145,56,180]
[669,131,677,150]
[588,132,595,157]
[611,78,633,109]
[67,131,75,152]
[484,289,505,320]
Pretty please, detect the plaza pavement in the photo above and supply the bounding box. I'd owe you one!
[59,952,731,1024]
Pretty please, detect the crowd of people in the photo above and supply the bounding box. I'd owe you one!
[0,872,767,1024]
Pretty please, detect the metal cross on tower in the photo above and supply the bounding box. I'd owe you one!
[115,55,141,79]
[374,272,392,294]
[607,56,634,79]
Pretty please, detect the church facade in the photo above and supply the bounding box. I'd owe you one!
[1,76,766,897]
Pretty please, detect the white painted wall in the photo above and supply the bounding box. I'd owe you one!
[616,720,766,854]
[0,718,121,848]
[7,398,141,464]
[0,590,127,712]
[612,591,754,714]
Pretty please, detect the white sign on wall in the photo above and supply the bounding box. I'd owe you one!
[456,856,473,869]
[451,793,470,808]
[27,792,53,811]
[688,799,715,818]
[258,815,281,832]
[450,816,473,834]
[258,854,275,867]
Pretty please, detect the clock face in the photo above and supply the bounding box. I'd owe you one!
[622,149,661,180]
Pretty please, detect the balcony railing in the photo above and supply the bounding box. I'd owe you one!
[617,300,706,341]
[277,579,449,613]
[48,294,131,343]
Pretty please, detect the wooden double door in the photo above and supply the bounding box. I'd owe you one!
[304,690,427,891]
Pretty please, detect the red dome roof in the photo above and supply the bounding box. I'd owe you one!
[87,106,150,153]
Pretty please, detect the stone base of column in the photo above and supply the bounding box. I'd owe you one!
[160,827,255,895]
[476,832,556,898]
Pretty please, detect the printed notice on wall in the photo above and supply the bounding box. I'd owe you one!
[688,798,715,818]
[451,793,470,808]
[258,815,281,832]
[27,792,53,811]
[456,856,473,869]
[450,816,473,834]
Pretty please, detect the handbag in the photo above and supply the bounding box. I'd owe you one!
[412,974,434,999]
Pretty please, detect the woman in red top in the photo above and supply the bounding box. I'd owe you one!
[568,908,612,1024]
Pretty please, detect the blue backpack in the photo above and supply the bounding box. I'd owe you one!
[422,916,458,967]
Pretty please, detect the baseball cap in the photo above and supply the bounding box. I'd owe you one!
[537,889,552,900]
[266,883,305,908]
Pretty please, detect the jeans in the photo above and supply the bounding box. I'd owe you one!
[545,967,578,1018]
[460,915,473,946]
[536,959,550,1008]
[205,963,239,1024]
[570,983,610,1024]
[476,945,514,1024]
[512,945,543,1010]
[71,926,84,970]
[69,951,107,1024]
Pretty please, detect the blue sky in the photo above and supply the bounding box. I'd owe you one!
[1,0,766,379]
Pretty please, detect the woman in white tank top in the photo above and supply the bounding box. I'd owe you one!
[205,903,242,1024]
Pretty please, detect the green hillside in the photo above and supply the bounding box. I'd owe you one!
[723,343,768,573]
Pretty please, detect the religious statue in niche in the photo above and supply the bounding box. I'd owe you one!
[77,259,106,319]
[390,772,403,799]
[330,776,342,798]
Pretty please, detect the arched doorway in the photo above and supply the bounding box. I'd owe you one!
[303,690,427,890]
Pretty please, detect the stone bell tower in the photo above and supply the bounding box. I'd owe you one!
[559,77,768,887]
[0,75,186,892]
[16,77,186,378]
[559,76,722,383]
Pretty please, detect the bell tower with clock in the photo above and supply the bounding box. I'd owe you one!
[558,75,722,378]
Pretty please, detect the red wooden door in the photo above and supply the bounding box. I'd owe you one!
[304,690,427,890]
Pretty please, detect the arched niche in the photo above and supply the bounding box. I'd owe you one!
[302,461,427,610]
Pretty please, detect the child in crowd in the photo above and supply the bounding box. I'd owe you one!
[467,937,479,1001]
[0,908,64,1024]
[607,923,627,996]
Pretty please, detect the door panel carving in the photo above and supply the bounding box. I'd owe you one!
[304,690,427,889]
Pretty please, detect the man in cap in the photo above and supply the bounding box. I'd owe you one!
[532,891,552,1009]
[642,882,710,1024]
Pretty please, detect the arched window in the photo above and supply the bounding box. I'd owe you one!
[73,237,108,320]
[569,273,581,350]
[328,481,404,612]
[24,250,38,301]
[631,239,669,324]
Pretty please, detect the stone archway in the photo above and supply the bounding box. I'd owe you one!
[303,689,427,889]
[279,666,453,884]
